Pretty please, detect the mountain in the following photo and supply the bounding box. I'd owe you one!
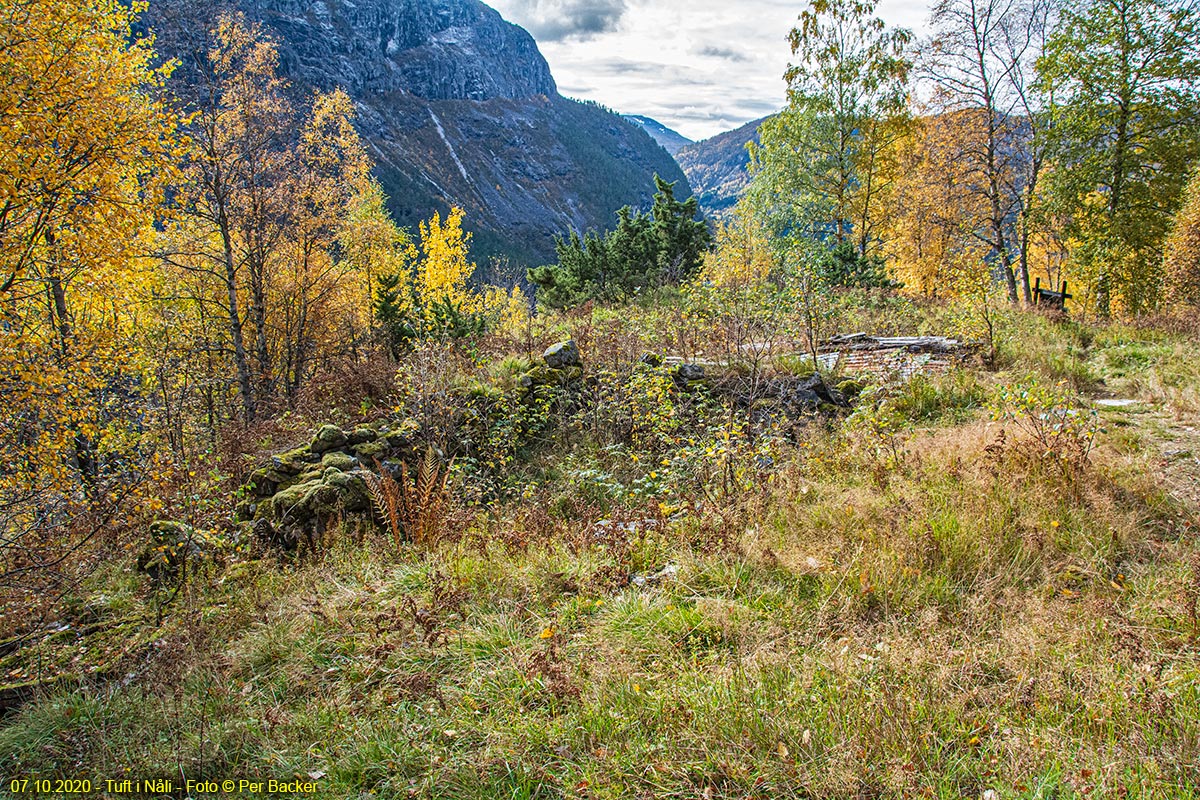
[147,0,690,267]
[676,115,772,215]
[622,115,694,156]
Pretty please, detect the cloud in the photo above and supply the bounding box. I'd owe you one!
[696,45,749,62]
[496,0,628,42]
[493,0,932,139]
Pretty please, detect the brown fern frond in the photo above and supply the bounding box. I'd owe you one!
[367,448,450,551]
[366,459,404,550]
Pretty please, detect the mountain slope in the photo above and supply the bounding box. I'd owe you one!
[622,115,693,156]
[149,0,690,266]
[676,115,772,215]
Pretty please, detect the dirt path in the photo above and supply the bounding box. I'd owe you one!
[1111,404,1200,513]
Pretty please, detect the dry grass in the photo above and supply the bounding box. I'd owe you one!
[2,310,1199,798]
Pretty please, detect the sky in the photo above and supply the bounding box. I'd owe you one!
[487,0,933,141]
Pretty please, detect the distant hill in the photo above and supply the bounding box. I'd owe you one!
[623,115,694,156]
[146,0,691,267]
[676,115,773,215]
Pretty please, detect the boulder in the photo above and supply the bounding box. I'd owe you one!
[136,521,207,581]
[320,451,359,472]
[272,479,340,525]
[543,340,581,369]
[273,445,319,475]
[348,428,378,445]
[352,439,388,462]
[311,424,348,454]
[836,378,865,398]
[245,465,294,497]
[324,469,371,513]
[799,373,847,407]
[639,352,663,368]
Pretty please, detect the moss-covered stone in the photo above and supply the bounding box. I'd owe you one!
[246,466,293,497]
[382,430,412,450]
[271,480,320,521]
[273,445,318,474]
[320,451,359,472]
[352,440,387,462]
[311,424,348,454]
[234,498,257,522]
[324,470,370,513]
[519,365,567,389]
[136,521,206,581]
[543,339,581,368]
[348,428,378,445]
[836,378,865,398]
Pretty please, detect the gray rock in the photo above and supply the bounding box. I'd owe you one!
[543,340,581,369]
[639,352,663,368]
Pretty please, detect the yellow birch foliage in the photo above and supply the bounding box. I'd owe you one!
[0,0,177,482]
[482,285,531,330]
[882,112,989,297]
[417,206,478,313]
[0,0,178,287]
[342,179,419,319]
[0,0,179,603]
[699,202,775,287]
[1163,168,1200,311]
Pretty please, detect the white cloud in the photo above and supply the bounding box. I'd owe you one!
[490,0,933,141]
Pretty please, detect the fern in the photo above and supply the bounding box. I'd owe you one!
[365,448,449,550]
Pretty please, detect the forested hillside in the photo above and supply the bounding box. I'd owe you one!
[145,0,688,266]
[676,115,770,214]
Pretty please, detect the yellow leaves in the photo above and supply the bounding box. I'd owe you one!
[417,206,477,314]
[699,202,776,287]
[0,0,179,284]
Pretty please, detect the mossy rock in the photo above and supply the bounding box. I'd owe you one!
[324,470,370,513]
[311,424,348,454]
[543,339,581,369]
[271,480,321,521]
[273,445,318,474]
[320,451,359,472]
[348,428,378,445]
[295,468,324,486]
[352,439,388,462]
[234,498,258,522]
[639,352,663,367]
[836,378,866,398]
[246,465,293,497]
[382,430,413,450]
[519,365,569,389]
[136,521,207,581]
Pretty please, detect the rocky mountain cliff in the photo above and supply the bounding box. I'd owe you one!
[149,0,690,267]
[676,115,771,215]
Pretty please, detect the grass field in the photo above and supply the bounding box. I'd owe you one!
[2,308,1198,799]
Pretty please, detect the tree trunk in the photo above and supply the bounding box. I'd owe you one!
[217,209,256,424]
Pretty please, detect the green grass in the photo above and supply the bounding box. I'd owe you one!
[3,309,1200,798]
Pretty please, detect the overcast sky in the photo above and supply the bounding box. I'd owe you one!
[488,0,933,141]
